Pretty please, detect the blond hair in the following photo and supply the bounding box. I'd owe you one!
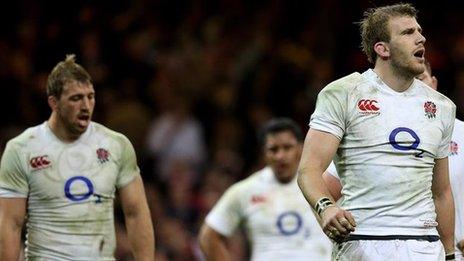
[46,54,92,98]
[359,3,418,64]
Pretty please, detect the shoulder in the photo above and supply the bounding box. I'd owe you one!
[319,72,365,97]
[91,122,132,145]
[324,72,364,91]
[416,81,456,110]
[4,124,44,151]
[224,167,270,196]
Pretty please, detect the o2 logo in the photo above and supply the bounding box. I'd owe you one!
[276,211,303,236]
[64,176,100,202]
[388,127,424,157]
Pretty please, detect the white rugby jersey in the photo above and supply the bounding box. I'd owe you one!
[0,122,139,260]
[310,69,456,236]
[205,167,332,261]
[327,161,338,179]
[449,119,464,257]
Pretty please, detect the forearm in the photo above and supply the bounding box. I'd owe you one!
[0,198,26,260]
[202,240,232,261]
[434,186,455,254]
[297,165,335,207]
[125,210,155,260]
[199,225,232,261]
[0,223,22,260]
[297,129,339,207]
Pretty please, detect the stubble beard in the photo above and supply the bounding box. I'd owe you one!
[390,52,424,80]
[59,112,87,137]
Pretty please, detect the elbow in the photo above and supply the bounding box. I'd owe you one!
[198,224,210,253]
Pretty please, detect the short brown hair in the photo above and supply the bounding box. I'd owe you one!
[359,3,418,64]
[46,54,92,98]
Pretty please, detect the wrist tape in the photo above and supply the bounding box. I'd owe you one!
[315,197,334,216]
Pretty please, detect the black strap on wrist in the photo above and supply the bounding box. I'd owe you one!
[314,197,334,216]
[446,253,455,260]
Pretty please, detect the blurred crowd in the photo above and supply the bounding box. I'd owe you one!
[0,0,463,260]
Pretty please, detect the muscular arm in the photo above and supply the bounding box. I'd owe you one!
[432,157,455,254]
[297,129,355,239]
[119,176,155,260]
[297,129,340,209]
[198,224,232,261]
[0,197,26,260]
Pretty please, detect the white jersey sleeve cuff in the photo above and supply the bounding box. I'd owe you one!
[309,120,343,140]
[0,187,27,198]
[205,213,235,237]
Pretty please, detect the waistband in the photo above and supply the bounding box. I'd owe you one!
[341,234,440,242]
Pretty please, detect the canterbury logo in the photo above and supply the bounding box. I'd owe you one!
[358,99,380,111]
[30,155,51,170]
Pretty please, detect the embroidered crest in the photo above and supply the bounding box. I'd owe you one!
[96,148,110,163]
[423,101,436,118]
[450,141,459,156]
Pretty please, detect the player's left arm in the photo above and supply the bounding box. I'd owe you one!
[119,176,155,261]
[322,170,342,202]
[432,157,455,255]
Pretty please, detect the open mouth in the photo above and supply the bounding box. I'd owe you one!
[77,115,90,127]
[414,49,425,59]
[78,115,90,121]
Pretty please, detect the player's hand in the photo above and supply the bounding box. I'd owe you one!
[457,239,464,252]
[321,206,356,242]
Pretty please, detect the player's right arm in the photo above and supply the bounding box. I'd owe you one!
[0,197,26,260]
[198,224,232,261]
[297,79,358,240]
[0,141,29,260]
[297,129,355,240]
[199,182,242,260]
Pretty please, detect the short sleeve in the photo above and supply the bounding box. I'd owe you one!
[116,136,140,188]
[310,81,349,140]
[205,184,243,237]
[436,104,456,159]
[0,142,29,196]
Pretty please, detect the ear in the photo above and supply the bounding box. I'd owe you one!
[48,96,58,111]
[374,42,390,60]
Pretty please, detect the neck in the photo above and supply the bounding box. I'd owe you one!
[373,61,414,92]
[48,112,80,142]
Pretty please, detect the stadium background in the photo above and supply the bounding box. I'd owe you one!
[0,0,463,260]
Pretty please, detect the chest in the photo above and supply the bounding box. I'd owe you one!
[344,94,444,150]
[24,142,119,201]
[242,185,317,236]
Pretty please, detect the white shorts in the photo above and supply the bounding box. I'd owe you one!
[332,239,444,261]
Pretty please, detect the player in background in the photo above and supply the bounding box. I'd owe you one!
[0,54,155,260]
[198,118,332,261]
[324,60,464,260]
[297,3,456,260]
